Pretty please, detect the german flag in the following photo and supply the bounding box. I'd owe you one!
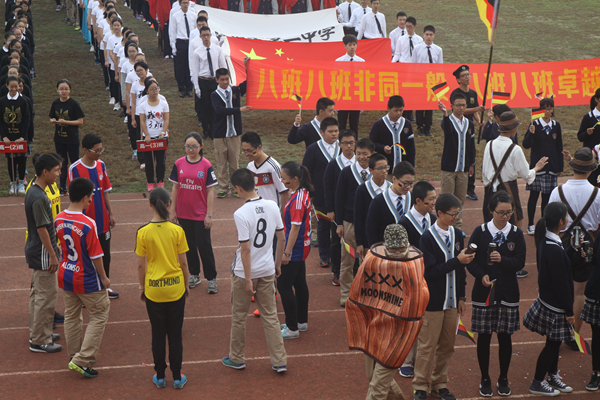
[484,279,496,306]
[573,330,592,355]
[431,81,450,101]
[315,210,331,222]
[456,317,476,344]
[290,93,302,109]
[491,91,510,105]
[476,0,500,43]
[531,107,546,120]
[343,241,358,259]
[394,143,407,155]
[535,92,544,100]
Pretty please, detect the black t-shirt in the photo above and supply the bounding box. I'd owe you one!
[451,87,479,122]
[49,98,85,145]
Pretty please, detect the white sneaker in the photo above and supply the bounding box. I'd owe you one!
[9,181,16,195]
[113,103,121,111]
[109,97,115,105]
[527,225,535,235]
[123,116,128,124]
[89,45,95,52]
[17,180,25,195]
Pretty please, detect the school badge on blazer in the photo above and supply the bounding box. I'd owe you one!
[552,133,557,139]
[404,128,409,133]
[507,242,515,251]
[455,243,460,252]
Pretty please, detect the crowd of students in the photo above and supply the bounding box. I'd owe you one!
[9,1,600,398]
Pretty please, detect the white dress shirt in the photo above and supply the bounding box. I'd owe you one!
[410,206,431,228]
[482,136,536,191]
[549,179,600,233]
[347,6,371,29]
[387,187,401,209]
[189,35,220,73]
[341,154,355,167]
[593,108,600,119]
[169,10,197,51]
[369,178,389,196]
[335,53,365,62]
[323,141,337,159]
[411,42,443,64]
[336,1,360,23]
[392,33,423,63]
[189,43,227,91]
[357,11,386,39]
[434,221,450,242]
[389,27,406,55]
[487,221,511,239]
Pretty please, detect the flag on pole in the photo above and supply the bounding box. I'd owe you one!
[343,241,358,259]
[290,93,302,108]
[491,91,510,104]
[315,210,331,221]
[476,0,500,43]
[572,329,592,355]
[431,81,450,101]
[535,92,544,100]
[484,279,496,306]
[456,317,476,343]
[531,107,546,120]
[394,143,407,155]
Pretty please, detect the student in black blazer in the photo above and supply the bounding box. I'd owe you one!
[582,234,600,391]
[302,117,341,268]
[577,88,600,186]
[288,97,335,148]
[366,161,415,247]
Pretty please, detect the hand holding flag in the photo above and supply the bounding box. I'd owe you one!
[570,326,592,355]
[394,143,407,155]
[291,93,303,115]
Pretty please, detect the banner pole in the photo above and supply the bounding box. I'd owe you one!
[477,44,494,144]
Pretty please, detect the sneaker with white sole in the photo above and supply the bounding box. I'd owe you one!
[527,225,535,235]
[18,180,26,195]
[109,97,115,105]
[272,365,287,373]
[107,288,119,299]
[69,361,98,378]
[587,371,600,391]
[30,342,63,353]
[399,366,414,378]
[188,275,201,288]
[207,279,218,294]
[530,379,559,396]
[90,45,95,52]
[281,326,299,340]
[9,181,16,195]
[281,323,307,332]
[497,377,511,396]
[547,371,573,393]
[516,270,528,278]
[113,103,121,111]
[222,356,245,369]
[479,378,493,397]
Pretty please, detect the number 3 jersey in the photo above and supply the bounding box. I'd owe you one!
[232,197,284,280]
[55,210,105,294]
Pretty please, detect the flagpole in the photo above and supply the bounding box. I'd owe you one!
[477,0,500,144]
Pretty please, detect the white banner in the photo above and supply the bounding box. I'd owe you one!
[203,8,344,43]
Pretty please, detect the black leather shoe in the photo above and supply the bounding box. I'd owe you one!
[179,92,185,98]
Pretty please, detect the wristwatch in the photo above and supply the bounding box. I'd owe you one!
[206,215,213,218]
[459,297,467,301]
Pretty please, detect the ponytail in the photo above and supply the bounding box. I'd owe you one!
[281,161,314,192]
[149,187,171,221]
[590,88,600,111]
[534,202,567,248]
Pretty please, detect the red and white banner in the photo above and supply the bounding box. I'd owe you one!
[0,141,27,153]
[137,139,167,152]
[246,58,600,110]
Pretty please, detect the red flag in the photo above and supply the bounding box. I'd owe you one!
[456,317,476,344]
[484,280,496,306]
[343,241,358,259]
[148,0,171,31]
[476,0,500,43]
[315,210,331,221]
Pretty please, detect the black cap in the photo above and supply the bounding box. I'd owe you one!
[453,65,469,79]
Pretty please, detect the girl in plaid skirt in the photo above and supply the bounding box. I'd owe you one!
[524,202,575,396]
[467,191,526,396]
[581,235,600,391]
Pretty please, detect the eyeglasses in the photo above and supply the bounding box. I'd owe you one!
[185,145,200,150]
[397,180,415,188]
[241,148,257,155]
[493,210,514,218]
[90,147,105,154]
[443,210,463,219]
[374,166,390,172]
[148,87,160,93]
[340,141,356,147]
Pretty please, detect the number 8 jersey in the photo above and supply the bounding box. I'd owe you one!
[55,210,105,293]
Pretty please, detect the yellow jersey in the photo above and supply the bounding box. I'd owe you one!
[135,221,189,303]
[25,178,61,243]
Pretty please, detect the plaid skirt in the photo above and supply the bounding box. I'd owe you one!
[523,298,573,342]
[472,305,520,334]
[581,299,600,327]
[526,173,558,194]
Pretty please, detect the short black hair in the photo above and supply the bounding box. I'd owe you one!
[423,25,435,34]
[435,193,461,214]
[33,153,61,177]
[412,180,435,202]
[241,131,262,148]
[339,129,355,141]
[406,16,417,26]
[343,34,357,45]
[56,79,71,90]
[451,92,467,104]
[387,95,404,109]
[320,117,338,133]
[82,133,102,150]
[6,75,18,85]
[316,97,335,115]
[215,68,229,79]
[134,61,148,71]
[492,104,511,116]
[230,168,255,192]
[197,16,207,23]
[69,178,95,202]
[396,11,407,19]
[369,153,387,170]
[488,191,514,212]
[392,161,415,179]
[356,138,375,153]
[200,26,211,33]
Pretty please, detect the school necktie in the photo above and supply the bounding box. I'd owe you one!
[207,47,214,77]
[225,90,235,137]
[184,13,190,38]
[409,36,413,56]
[543,125,551,134]
[348,3,352,20]
[361,170,368,182]
[363,8,366,14]
[401,29,405,36]
[350,57,354,61]
[422,218,428,230]
[493,232,506,247]
[445,235,452,251]
[427,46,433,63]
[396,196,403,216]
[374,14,384,37]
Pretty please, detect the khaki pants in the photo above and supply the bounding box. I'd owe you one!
[440,171,468,229]
[63,289,110,368]
[66,0,78,26]
[29,269,58,345]
[214,136,241,191]
[365,355,406,400]
[340,221,357,300]
[229,273,287,367]
[412,308,457,392]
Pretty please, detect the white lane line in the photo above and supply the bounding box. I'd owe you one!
[459,390,593,400]
[0,351,360,377]
[0,219,235,231]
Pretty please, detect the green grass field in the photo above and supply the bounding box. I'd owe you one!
[4,0,599,195]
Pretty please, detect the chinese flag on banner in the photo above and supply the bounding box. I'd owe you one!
[226,37,392,83]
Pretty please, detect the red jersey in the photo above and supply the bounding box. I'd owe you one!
[283,188,312,261]
[55,210,105,294]
[68,159,112,234]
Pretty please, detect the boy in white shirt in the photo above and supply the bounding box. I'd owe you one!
[388,11,407,56]
[346,0,371,36]
[335,35,364,136]
[392,16,422,63]
[357,0,386,40]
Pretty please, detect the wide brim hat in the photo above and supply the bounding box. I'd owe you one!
[569,147,598,172]
[497,111,521,132]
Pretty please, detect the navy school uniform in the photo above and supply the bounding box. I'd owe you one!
[365,190,412,247]
[522,118,563,174]
[335,163,371,226]
[288,119,321,148]
[482,121,518,144]
[419,225,467,312]
[353,178,391,249]
[210,81,247,139]
[581,234,600,327]
[369,115,416,167]
[324,156,346,215]
[440,115,476,173]
[399,211,437,248]
[577,110,600,150]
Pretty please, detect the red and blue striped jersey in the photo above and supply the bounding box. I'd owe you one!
[55,210,105,294]
[68,159,112,234]
[283,188,312,261]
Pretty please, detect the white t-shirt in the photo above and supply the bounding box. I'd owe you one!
[130,80,145,110]
[138,98,170,138]
[246,157,288,207]
[137,94,167,116]
[232,197,284,279]
[126,70,153,88]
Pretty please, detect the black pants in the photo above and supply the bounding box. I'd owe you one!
[527,191,550,227]
[98,231,111,278]
[592,324,600,371]
[174,40,192,92]
[477,332,512,380]
[534,337,561,381]
[54,142,79,191]
[198,78,218,137]
[194,92,202,124]
[99,48,109,88]
[144,146,167,184]
[145,295,185,381]
[415,110,432,130]
[162,22,172,57]
[178,218,217,280]
[78,6,83,29]
[108,69,120,103]
[277,260,309,332]
[128,115,145,164]
[6,154,26,181]
[330,222,341,275]
[402,110,414,121]
[337,110,360,136]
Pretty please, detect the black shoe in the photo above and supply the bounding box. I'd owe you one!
[479,378,493,397]
[564,338,580,352]
[497,377,511,396]
[466,190,479,201]
[516,270,528,278]
[587,371,600,391]
[118,110,126,118]
[319,258,329,268]
[30,342,63,353]
[424,129,433,137]
[179,92,185,98]
[430,388,456,400]
[186,90,193,97]
[54,311,64,323]
[417,127,425,137]
[413,390,428,400]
